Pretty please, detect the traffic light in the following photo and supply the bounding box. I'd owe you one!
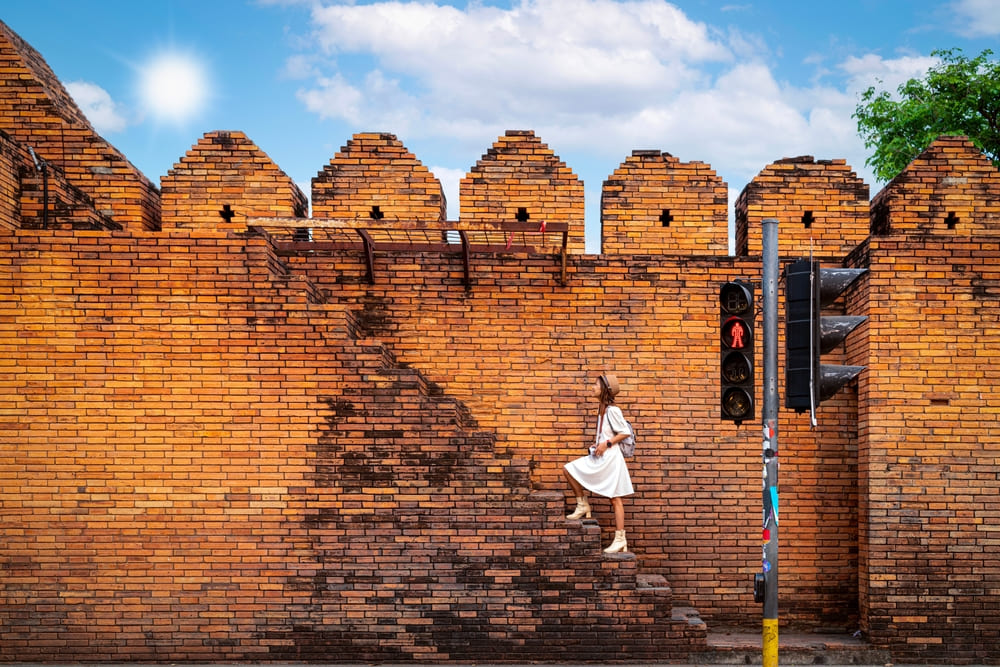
[720,280,754,423]
[784,259,867,416]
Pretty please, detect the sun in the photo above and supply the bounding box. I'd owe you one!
[139,52,208,125]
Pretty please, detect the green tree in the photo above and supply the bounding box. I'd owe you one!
[853,48,1000,181]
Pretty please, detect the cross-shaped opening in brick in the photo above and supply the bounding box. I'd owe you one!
[516,207,529,222]
[801,211,815,228]
[219,204,235,223]
[945,211,959,229]
[660,209,673,227]
[370,206,385,220]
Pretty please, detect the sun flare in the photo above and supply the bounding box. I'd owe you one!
[140,52,208,124]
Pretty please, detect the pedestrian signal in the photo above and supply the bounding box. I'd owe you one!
[720,280,755,424]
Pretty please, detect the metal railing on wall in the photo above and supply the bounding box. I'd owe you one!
[246,217,570,289]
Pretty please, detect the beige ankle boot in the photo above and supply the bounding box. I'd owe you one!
[566,497,592,520]
[604,530,627,553]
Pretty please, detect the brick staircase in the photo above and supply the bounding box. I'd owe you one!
[263,309,709,661]
[236,230,714,660]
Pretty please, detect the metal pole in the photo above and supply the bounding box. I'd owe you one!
[761,218,779,667]
[42,164,49,228]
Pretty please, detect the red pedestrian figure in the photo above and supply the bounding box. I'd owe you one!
[729,320,745,348]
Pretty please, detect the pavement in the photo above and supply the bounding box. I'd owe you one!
[698,626,892,665]
[5,629,982,667]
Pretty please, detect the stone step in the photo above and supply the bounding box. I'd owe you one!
[637,572,669,589]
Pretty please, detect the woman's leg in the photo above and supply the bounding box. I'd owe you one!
[611,497,625,532]
[563,466,591,519]
[563,466,584,496]
[603,497,628,552]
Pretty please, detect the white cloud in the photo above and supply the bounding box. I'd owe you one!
[296,0,732,133]
[284,54,318,79]
[66,80,128,134]
[289,0,950,230]
[297,72,365,123]
[950,0,1000,37]
[839,53,939,96]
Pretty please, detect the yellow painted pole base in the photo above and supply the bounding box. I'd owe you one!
[763,618,778,667]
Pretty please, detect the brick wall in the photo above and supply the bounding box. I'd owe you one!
[601,149,728,255]
[18,167,117,230]
[312,132,446,222]
[856,138,1000,662]
[161,130,307,231]
[854,235,1000,663]
[0,228,706,662]
[735,156,869,258]
[3,16,1000,664]
[0,131,21,231]
[0,20,160,232]
[846,138,1000,661]
[282,248,861,631]
[460,130,585,254]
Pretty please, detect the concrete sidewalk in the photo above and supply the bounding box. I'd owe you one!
[697,626,892,665]
[0,629,914,667]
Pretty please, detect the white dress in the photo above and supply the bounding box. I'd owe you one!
[564,405,635,498]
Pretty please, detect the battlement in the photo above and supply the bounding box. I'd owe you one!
[0,129,118,231]
[0,20,160,232]
[460,130,585,254]
[735,155,870,259]
[602,149,728,255]
[314,131,446,223]
[162,130,307,231]
[871,134,1000,235]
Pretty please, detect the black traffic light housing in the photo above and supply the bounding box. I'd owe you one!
[784,259,867,416]
[720,280,755,424]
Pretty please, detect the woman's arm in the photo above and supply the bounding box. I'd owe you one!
[595,432,624,455]
[600,406,629,450]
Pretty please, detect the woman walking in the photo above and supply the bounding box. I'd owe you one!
[563,373,634,553]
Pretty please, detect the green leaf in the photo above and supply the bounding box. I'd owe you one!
[854,48,1000,181]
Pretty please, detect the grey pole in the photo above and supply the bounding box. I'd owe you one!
[761,217,779,667]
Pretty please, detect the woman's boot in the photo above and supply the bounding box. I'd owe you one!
[604,530,627,553]
[566,496,591,519]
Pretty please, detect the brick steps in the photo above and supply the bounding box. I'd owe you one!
[272,274,327,303]
[567,511,708,641]
[284,325,710,660]
[324,279,711,654]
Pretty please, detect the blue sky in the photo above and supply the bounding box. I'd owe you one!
[3,1,999,251]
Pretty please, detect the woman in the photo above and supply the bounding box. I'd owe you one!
[562,373,634,553]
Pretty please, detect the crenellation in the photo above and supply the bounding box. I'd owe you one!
[601,149,728,255]
[162,130,307,232]
[870,135,1000,237]
[735,155,870,258]
[460,130,586,253]
[0,21,159,232]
